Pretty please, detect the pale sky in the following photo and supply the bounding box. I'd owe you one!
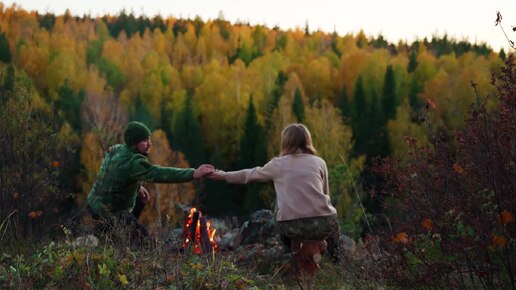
[3,0,516,52]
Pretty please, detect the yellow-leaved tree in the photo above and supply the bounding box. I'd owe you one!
[305,99,362,217]
[305,99,353,167]
[17,30,50,89]
[139,51,167,123]
[78,132,103,207]
[195,59,247,167]
[266,72,300,157]
[387,98,429,160]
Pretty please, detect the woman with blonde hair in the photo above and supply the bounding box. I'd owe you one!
[209,123,340,262]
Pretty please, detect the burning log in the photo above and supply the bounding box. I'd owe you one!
[181,208,218,254]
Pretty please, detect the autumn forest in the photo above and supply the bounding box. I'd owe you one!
[0,4,514,289]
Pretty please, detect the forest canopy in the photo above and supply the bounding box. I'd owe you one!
[0,3,508,233]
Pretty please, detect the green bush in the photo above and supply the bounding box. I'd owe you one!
[370,56,516,289]
[0,65,74,244]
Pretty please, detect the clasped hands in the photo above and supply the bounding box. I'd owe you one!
[193,164,225,181]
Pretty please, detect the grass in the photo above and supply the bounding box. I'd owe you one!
[0,228,380,290]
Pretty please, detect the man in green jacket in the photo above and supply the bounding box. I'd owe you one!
[86,121,214,245]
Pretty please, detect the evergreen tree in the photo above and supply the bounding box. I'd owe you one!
[56,79,85,132]
[382,65,397,121]
[132,97,156,131]
[159,16,170,33]
[369,34,389,49]
[240,96,268,213]
[193,16,204,37]
[356,31,367,48]
[304,22,310,36]
[368,92,389,158]
[136,15,150,36]
[331,31,342,57]
[160,97,173,145]
[499,49,506,61]
[121,11,138,37]
[408,50,418,73]
[431,34,452,57]
[0,32,11,63]
[409,79,423,114]
[202,150,245,216]
[240,96,267,168]
[171,94,204,167]
[172,20,188,37]
[38,13,56,30]
[350,76,367,155]
[291,88,305,122]
[3,64,15,93]
[337,87,350,119]
[265,71,287,129]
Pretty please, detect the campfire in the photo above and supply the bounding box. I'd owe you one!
[181,208,218,254]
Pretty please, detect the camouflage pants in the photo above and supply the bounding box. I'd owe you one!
[277,215,340,262]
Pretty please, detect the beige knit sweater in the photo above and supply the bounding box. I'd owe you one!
[224,153,337,221]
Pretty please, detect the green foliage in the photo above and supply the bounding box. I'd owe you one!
[328,163,367,240]
[0,230,366,289]
[291,88,305,123]
[97,57,126,89]
[173,19,189,37]
[239,96,268,213]
[86,40,103,65]
[239,96,267,169]
[408,79,424,112]
[38,13,56,30]
[131,97,157,131]
[203,150,247,217]
[252,26,267,54]
[350,76,367,155]
[428,34,491,57]
[55,79,85,132]
[103,10,139,38]
[171,93,205,167]
[330,32,342,57]
[274,34,287,51]
[366,92,389,158]
[0,66,75,243]
[229,38,263,66]
[0,7,507,253]
[370,56,516,288]
[382,65,397,121]
[336,87,349,119]
[499,49,506,60]
[369,34,391,51]
[0,31,11,63]
[3,64,15,92]
[180,254,257,290]
[407,49,418,73]
[265,71,287,129]
[2,226,219,288]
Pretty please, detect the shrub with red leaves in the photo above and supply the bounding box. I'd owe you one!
[369,55,516,289]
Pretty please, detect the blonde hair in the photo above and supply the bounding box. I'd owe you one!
[280,123,317,156]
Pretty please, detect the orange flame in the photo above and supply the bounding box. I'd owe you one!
[181,208,218,254]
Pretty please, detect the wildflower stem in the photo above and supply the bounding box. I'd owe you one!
[338,153,381,254]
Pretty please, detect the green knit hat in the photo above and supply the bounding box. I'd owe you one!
[124,121,151,146]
